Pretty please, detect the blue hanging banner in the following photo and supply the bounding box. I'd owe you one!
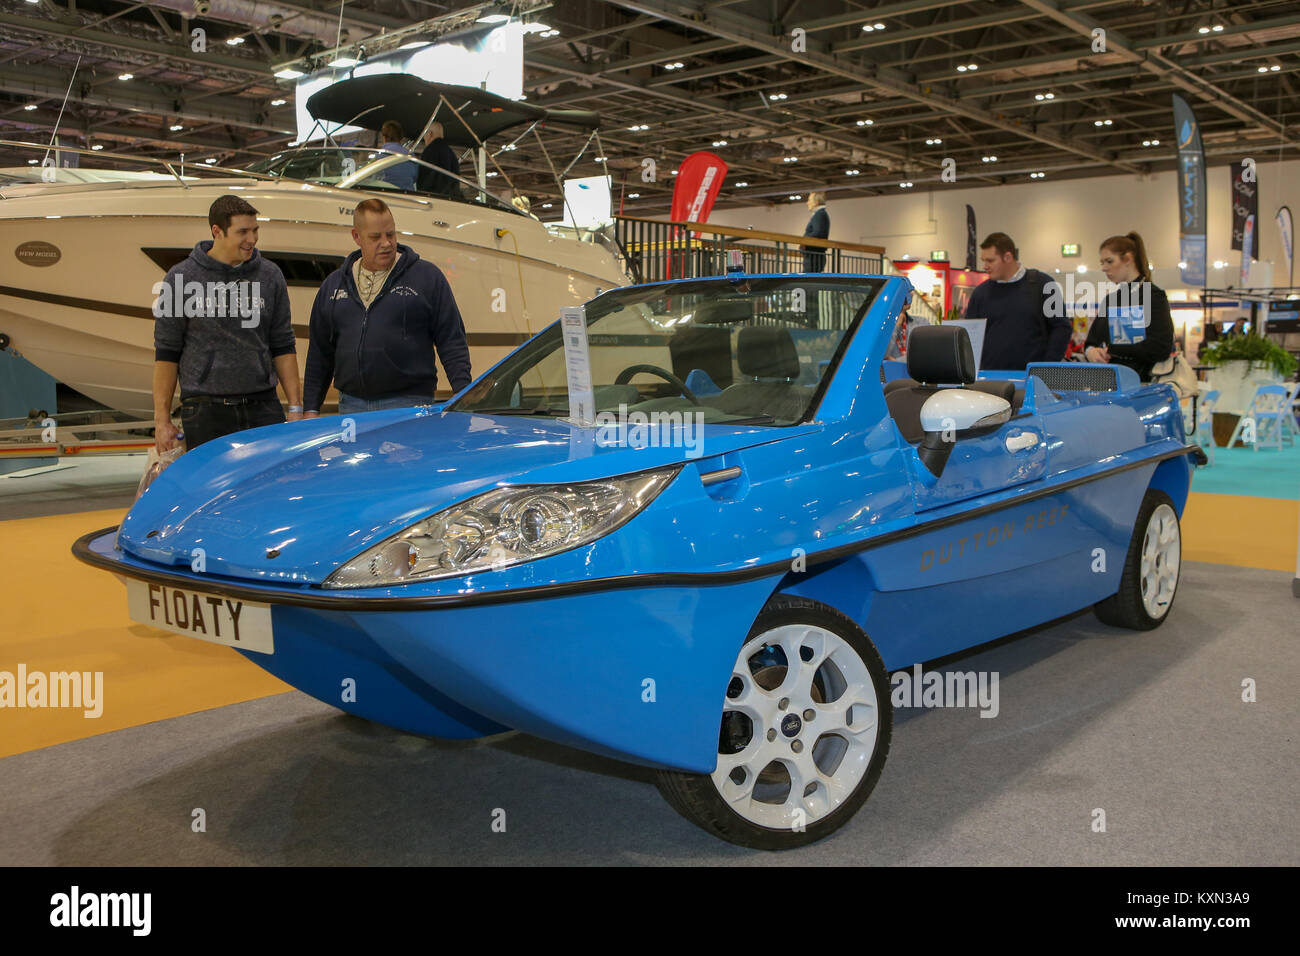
[1172,94,1207,286]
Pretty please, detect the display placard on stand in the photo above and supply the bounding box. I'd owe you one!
[560,306,595,427]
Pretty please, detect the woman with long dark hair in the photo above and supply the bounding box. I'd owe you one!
[1084,232,1174,381]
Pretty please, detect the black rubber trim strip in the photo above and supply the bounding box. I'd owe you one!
[70,443,1198,611]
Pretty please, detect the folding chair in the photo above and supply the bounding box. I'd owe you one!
[1227,384,1289,452]
[1281,380,1300,447]
[1193,389,1218,466]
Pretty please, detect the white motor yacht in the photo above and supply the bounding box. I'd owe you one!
[0,79,628,416]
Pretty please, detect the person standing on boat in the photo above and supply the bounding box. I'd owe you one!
[378,120,417,192]
[417,121,461,197]
[152,194,301,452]
[303,198,472,415]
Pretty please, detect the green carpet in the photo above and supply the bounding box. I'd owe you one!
[1189,440,1300,500]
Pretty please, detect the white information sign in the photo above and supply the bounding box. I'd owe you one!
[941,318,988,370]
[560,306,596,426]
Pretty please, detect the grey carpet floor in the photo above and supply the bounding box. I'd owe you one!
[1,561,1295,866]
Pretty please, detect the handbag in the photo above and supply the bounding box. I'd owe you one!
[1151,353,1198,400]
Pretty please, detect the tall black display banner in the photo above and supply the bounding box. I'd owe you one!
[964,204,977,270]
[1231,164,1259,259]
[1172,94,1207,286]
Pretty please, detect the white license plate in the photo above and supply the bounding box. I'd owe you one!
[126,580,274,655]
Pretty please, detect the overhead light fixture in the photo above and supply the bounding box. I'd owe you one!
[271,98,286,106]
[899,181,914,188]
[26,159,37,164]
[981,155,998,162]
[501,143,517,151]
[1034,92,1055,101]
[594,155,607,163]
[1077,264,1087,273]
[1093,118,1114,126]
[782,155,798,163]
[486,171,498,177]
[1213,24,1224,32]
[118,73,134,81]
[1141,138,1160,147]
[627,123,649,131]
[664,61,685,70]
[170,123,184,131]
[226,36,245,46]
[628,192,641,199]
[91,144,104,151]
[1271,64,1281,71]
[712,139,728,146]
[204,157,217,164]
[541,203,552,209]
[925,137,942,145]
[1030,171,1045,179]
[329,56,359,68]
[856,118,873,126]
[956,63,978,72]
[769,92,788,101]
[735,181,749,187]
[275,68,305,79]
[1198,26,1210,34]
[845,168,861,175]
[23,104,36,111]
[540,29,560,38]
[789,194,802,200]
[671,168,679,175]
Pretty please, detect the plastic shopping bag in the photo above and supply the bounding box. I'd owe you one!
[134,440,185,500]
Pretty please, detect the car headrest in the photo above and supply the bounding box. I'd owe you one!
[907,324,976,385]
[738,326,800,379]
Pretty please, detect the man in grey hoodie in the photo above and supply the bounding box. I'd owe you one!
[153,195,301,451]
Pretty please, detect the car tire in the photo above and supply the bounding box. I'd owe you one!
[1094,489,1181,630]
[655,595,892,850]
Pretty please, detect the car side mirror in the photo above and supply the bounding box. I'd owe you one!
[917,388,1013,477]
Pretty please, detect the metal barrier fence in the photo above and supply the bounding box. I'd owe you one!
[615,216,886,285]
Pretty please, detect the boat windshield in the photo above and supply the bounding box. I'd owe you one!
[451,276,885,426]
[246,146,520,214]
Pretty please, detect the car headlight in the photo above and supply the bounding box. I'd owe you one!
[323,467,679,588]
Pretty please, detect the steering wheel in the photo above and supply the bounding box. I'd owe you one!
[614,364,702,405]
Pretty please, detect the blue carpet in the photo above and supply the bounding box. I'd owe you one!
[1189,439,1300,500]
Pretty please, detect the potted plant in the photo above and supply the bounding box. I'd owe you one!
[1200,333,1299,446]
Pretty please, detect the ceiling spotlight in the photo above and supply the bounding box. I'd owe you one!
[541,29,560,38]
[770,92,788,101]
[664,61,685,70]
[627,124,649,131]
[712,139,728,146]
[23,104,36,111]
[1030,171,1045,179]
[628,192,640,199]
[203,157,217,164]
[874,23,885,30]
[1270,64,1281,71]
[845,168,861,175]
[782,155,798,163]
[1257,66,1269,73]
[1034,92,1055,101]
[542,203,552,209]
[118,73,134,81]
[1093,118,1113,126]
[1198,26,1210,34]
[170,123,184,131]
[1077,264,1088,273]
[862,24,875,32]
[856,118,874,127]
[671,169,679,175]
[500,143,517,151]
[899,181,914,188]
[270,98,286,106]
[735,181,749,187]
[594,155,607,162]
[956,65,967,72]
[1213,24,1223,32]
[27,159,37,164]
[924,137,942,145]
[790,194,802,200]
[981,155,998,163]
[91,144,104,150]
[274,68,305,79]
[226,36,245,46]
[486,171,498,177]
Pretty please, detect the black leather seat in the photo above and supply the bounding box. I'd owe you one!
[714,326,808,422]
[885,325,976,443]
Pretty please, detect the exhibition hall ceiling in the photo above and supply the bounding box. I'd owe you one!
[0,0,1295,210]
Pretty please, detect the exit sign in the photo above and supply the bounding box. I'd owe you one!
[929,250,949,261]
[1061,243,1081,257]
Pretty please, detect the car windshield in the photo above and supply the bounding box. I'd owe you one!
[452,276,884,426]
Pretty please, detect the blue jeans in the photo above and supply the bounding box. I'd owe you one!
[337,392,434,414]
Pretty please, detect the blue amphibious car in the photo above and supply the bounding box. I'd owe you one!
[75,274,1199,849]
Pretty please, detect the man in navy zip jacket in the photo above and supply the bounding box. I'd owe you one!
[303,198,472,415]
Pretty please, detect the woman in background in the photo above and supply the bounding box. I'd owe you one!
[1084,232,1174,381]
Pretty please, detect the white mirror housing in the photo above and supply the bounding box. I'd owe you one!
[919,388,1012,435]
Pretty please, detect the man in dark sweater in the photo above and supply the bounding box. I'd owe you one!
[963,232,1071,370]
[152,195,301,451]
[303,198,472,415]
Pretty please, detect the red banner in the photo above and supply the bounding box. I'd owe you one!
[670,151,728,226]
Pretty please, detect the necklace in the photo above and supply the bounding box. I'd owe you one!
[358,260,393,302]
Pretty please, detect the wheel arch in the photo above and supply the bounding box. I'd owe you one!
[1148,453,1194,516]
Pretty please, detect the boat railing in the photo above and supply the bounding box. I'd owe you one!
[0,139,278,191]
[614,215,886,283]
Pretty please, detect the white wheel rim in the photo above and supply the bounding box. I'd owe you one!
[1139,503,1180,619]
[711,623,879,831]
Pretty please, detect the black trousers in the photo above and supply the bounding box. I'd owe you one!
[179,398,285,450]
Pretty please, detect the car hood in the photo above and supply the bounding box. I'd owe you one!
[118,409,816,584]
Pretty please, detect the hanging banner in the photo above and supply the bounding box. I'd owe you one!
[1277,206,1295,288]
[670,151,727,226]
[1172,94,1207,286]
[964,204,978,271]
[1239,215,1255,286]
[1231,163,1259,258]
